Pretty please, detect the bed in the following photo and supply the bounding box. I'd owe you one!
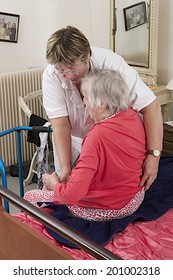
[1,127,173,260]
[0,186,119,260]
[1,184,173,260]
[1,154,173,260]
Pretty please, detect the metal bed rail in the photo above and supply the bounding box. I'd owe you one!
[0,185,122,260]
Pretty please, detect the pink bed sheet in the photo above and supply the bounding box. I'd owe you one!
[13,208,173,260]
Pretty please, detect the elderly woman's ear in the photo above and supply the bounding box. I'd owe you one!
[99,103,108,111]
[99,103,111,115]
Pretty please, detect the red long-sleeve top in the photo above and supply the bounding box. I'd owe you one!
[54,109,146,209]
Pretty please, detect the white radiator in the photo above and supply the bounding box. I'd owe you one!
[0,68,44,167]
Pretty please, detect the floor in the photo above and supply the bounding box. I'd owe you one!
[1,151,55,214]
[4,172,37,214]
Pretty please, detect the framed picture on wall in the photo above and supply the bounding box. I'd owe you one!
[0,12,20,43]
[123,2,147,31]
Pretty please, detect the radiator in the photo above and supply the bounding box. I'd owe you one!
[0,68,44,167]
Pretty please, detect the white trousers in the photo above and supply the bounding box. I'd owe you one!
[53,135,82,174]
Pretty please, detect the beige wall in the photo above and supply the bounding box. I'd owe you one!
[0,0,173,87]
[157,0,173,84]
[0,0,109,72]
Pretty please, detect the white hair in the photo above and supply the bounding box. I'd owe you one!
[81,68,131,115]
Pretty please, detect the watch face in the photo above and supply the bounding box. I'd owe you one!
[153,149,160,156]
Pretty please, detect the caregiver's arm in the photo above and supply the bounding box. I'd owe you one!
[140,99,163,190]
[50,116,72,183]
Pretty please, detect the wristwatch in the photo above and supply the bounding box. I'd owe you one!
[147,149,161,157]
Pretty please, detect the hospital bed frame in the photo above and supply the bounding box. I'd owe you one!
[0,126,121,260]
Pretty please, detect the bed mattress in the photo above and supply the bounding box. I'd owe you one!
[13,208,173,260]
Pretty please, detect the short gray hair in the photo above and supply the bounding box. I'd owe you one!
[81,69,131,115]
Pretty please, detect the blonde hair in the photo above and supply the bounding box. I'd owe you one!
[81,69,131,114]
[46,26,91,65]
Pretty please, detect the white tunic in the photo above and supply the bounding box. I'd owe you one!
[43,46,155,135]
[43,46,156,171]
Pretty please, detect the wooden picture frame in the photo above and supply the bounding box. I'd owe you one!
[0,12,20,43]
[123,2,147,31]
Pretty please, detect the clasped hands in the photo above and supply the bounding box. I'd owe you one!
[42,172,60,191]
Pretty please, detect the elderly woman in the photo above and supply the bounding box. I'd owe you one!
[24,69,146,222]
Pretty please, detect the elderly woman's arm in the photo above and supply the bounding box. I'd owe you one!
[139,99,163,190]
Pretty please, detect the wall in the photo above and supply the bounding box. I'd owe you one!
[157,0,173,119]
[0,0,109,73]
[157,0,173,84]
[0,0,173,84]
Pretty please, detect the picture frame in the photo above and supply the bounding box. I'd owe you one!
[0,12,20,43]
[123,1,147,31]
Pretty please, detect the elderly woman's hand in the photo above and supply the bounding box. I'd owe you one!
[42,172,60,191]
[139,155,160,191]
